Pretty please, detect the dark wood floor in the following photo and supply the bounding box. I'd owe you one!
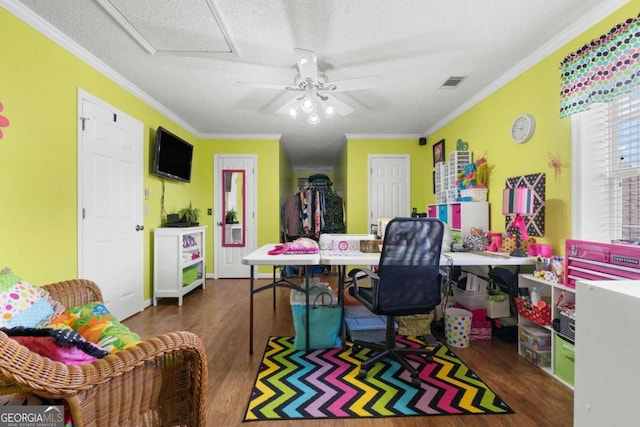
[123,276,573,426]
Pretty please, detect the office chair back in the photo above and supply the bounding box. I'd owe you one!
[375,217,445,315]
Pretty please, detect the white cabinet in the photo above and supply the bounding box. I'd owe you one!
[153,226,206,306]
[574,280,640,426]
[516,274,575,388]
[426,201,488,243]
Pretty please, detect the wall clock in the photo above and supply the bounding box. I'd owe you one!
[510,113,536,144]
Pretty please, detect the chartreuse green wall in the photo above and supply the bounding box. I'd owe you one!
[0,8,199,296]
[195,138,282,275]
[343,139,430,233]
[426,2,635,255]
[0,9,285,294]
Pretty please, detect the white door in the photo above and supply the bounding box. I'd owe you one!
[214,155,257,278]
[369,154,411,228]
[78,90,143,320]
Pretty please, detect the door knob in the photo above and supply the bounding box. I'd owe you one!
[217,222,223,226]
[136,225,144,231]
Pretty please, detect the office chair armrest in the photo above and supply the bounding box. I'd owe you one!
[347,267,379,280]
[347,267,379,292]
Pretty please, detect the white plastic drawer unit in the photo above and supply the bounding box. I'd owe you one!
[565,239,640,288]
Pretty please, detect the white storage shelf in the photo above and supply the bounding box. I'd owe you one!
[517,274,575,388]
[426,201,489,244]
[153,226,207,306]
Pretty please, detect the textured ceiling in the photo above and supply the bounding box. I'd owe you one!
[7,0,629,171]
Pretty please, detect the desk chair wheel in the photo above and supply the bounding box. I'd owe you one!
[351,343,363,355]
[411,375,421,387]
[357,368,368,379]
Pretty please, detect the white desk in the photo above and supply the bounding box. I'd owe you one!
[242,244,534,354]
[320,250,535,267]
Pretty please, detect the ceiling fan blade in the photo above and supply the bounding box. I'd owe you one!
[324,94,353,116]
[237,81,301,91]
[324,75,384,92]
[295,48,319,84]
[275,96,301,115]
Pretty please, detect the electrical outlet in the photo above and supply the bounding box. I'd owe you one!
[207,208,212,215]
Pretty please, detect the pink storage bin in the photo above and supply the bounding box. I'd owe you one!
[538,244,552,257]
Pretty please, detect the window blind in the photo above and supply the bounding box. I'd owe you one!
[573,87,640,243]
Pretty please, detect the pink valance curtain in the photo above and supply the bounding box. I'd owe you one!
[559,14,640,118]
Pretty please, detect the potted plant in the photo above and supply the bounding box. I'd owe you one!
[225,210,238,224]
[179,202,201,225]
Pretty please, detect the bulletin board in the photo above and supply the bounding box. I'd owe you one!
[505,173,545,237]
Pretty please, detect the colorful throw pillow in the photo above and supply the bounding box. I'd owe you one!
[0,268,62,328]
[51,302,140,354]
[1,327,109,365]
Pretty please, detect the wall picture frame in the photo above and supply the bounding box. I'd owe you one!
[433,139,445,165]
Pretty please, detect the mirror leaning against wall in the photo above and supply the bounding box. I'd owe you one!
[222,169,245,247]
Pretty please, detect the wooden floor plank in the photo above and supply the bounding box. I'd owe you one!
[123,276,573,426]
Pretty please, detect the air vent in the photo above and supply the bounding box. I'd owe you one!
[440,76,466,89]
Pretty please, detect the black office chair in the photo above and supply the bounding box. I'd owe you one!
[348,217,445,387]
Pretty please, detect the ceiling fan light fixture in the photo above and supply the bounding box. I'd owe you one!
[323,104,335,118]
[300,92,315,113]
[288,107,298,118]
[307,112,320,124]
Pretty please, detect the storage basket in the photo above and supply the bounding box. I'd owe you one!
[559,310,575,341]
[486,292,511,318]
[515,298,551,326]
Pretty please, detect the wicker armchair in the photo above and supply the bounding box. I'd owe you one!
[0,279,207,426]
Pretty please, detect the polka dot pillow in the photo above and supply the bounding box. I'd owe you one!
[0,267,62,328]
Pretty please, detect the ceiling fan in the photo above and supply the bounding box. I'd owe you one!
[238,49,383,122]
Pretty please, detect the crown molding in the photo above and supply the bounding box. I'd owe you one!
[345,133,423,140]
[198,133,282,140]
[1,0,199,135]
[424,0,630,136]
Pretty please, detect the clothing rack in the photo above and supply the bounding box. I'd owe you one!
[283,175,345,241]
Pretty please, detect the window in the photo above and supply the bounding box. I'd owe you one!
[572,86,640,243]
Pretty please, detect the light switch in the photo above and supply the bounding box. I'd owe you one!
[144,188,150,200]
[207,208,213,215]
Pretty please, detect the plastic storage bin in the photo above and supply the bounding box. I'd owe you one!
[554,334,575,386]
[345,317,388,343]
[519,325,551,350]
[519,342,551,367]
[452,286,487,309]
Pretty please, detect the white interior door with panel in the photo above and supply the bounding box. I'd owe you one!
[214,155,256,278]
[369,154,411,230]
[78,89,143,320]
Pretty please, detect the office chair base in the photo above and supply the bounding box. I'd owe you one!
[351,338,441,388]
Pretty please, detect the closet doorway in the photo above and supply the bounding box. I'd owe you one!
[368,155,411,228]
[213,155,257,278]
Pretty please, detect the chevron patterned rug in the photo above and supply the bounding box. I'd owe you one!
[244,336,513,421]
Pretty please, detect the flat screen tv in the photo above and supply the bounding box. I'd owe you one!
[152,127,193,183]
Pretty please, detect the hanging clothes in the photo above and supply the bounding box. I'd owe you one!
[283,194,301,241]
[294,175,345,238]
